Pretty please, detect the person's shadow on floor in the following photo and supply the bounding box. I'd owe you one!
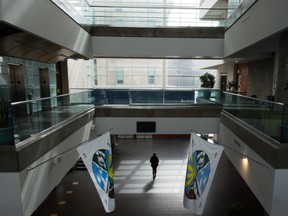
[143,180,155,193]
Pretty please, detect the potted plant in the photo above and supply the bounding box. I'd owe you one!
[199,72,215,88]
[199,72,215,99]
[227,80,239,91]
[0,98,14,145]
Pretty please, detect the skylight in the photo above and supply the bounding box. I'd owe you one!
[52,0,232,28]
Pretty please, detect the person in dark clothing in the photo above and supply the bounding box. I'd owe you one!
[150,153,159,179]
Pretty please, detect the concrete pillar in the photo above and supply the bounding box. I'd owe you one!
[0,173,23,215]
[162,60,166,88]
[270,170,288,216]
[275,30,288,106]
[247,58,274,99]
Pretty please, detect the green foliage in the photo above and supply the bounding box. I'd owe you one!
[227,80,239,90]
[199,72,215,88]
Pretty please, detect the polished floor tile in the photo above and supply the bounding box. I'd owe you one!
[32,138,265,216]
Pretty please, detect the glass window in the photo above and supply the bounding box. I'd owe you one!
[115,18,123,26]
[52,0,226,28]
[93,59,97,85]
[116,67,124,84]
[148,68,155,84]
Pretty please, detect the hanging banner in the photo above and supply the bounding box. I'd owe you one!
[77,132,115,212]
[183,133,223,215]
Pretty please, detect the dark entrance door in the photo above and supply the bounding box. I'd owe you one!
[39,68,51,111]
[220,75,227,91]
[8,64,27,116]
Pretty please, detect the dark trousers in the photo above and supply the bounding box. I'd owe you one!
[152,166,158,179]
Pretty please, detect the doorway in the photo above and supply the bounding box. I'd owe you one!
[39,68,51,111]
[8,64,27,116]
[220,75,227,91]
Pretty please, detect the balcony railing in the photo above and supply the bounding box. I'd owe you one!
[74,88,288,143]
[225,0,258,30]
[88,88,222,105]
[1,89,287,145]
[222,92,287,142]
[7,91,95,144]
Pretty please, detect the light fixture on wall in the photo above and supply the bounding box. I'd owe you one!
[241,154,249,174]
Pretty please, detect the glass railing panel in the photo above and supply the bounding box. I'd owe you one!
[130,89,164,104]
[164,90,195,104]
[103,89,129,105]
[38,97,57,132]
[225,0,258,29]
[58,94,75,121]
[11,91,94,144]
[128,88,222,105]
[195,89,222,104]
[283,105,288,125]
[92,89,105,105]
[222,92,285,141]
[282,105,288,142]
[12,101,40,143]
[7,89,287,144]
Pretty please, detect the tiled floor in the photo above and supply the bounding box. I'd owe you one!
[32,138,265,216]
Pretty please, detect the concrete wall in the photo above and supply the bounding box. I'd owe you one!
[0,173,23,215]
[224,0,288,57]
[218,62,235,90]
[95,117,220,135]
[218,62,234,80]
[219,123,275,215]
[0,0,93,58]
[247,58,274,99]
[0,122,92,216]
[220,122,288,216]
[1,1,224,59]
[93,37,224,58]
[271,170,288,216]
[275,31,288,106]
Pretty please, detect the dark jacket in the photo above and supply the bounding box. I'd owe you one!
[150,154,159,168]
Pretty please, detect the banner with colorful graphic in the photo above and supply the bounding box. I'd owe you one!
[77,132,115,212]
[183,133,223,215]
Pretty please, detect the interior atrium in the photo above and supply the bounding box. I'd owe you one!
[0,0,288,216]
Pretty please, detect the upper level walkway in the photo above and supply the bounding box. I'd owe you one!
[0,88,287,171]
[2,88,287,145]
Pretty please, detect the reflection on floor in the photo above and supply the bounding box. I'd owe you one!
[32,138,265,216]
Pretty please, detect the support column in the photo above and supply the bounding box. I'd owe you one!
[0,173,23,215]
[275,30,288,106]
[275,30,288,141]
